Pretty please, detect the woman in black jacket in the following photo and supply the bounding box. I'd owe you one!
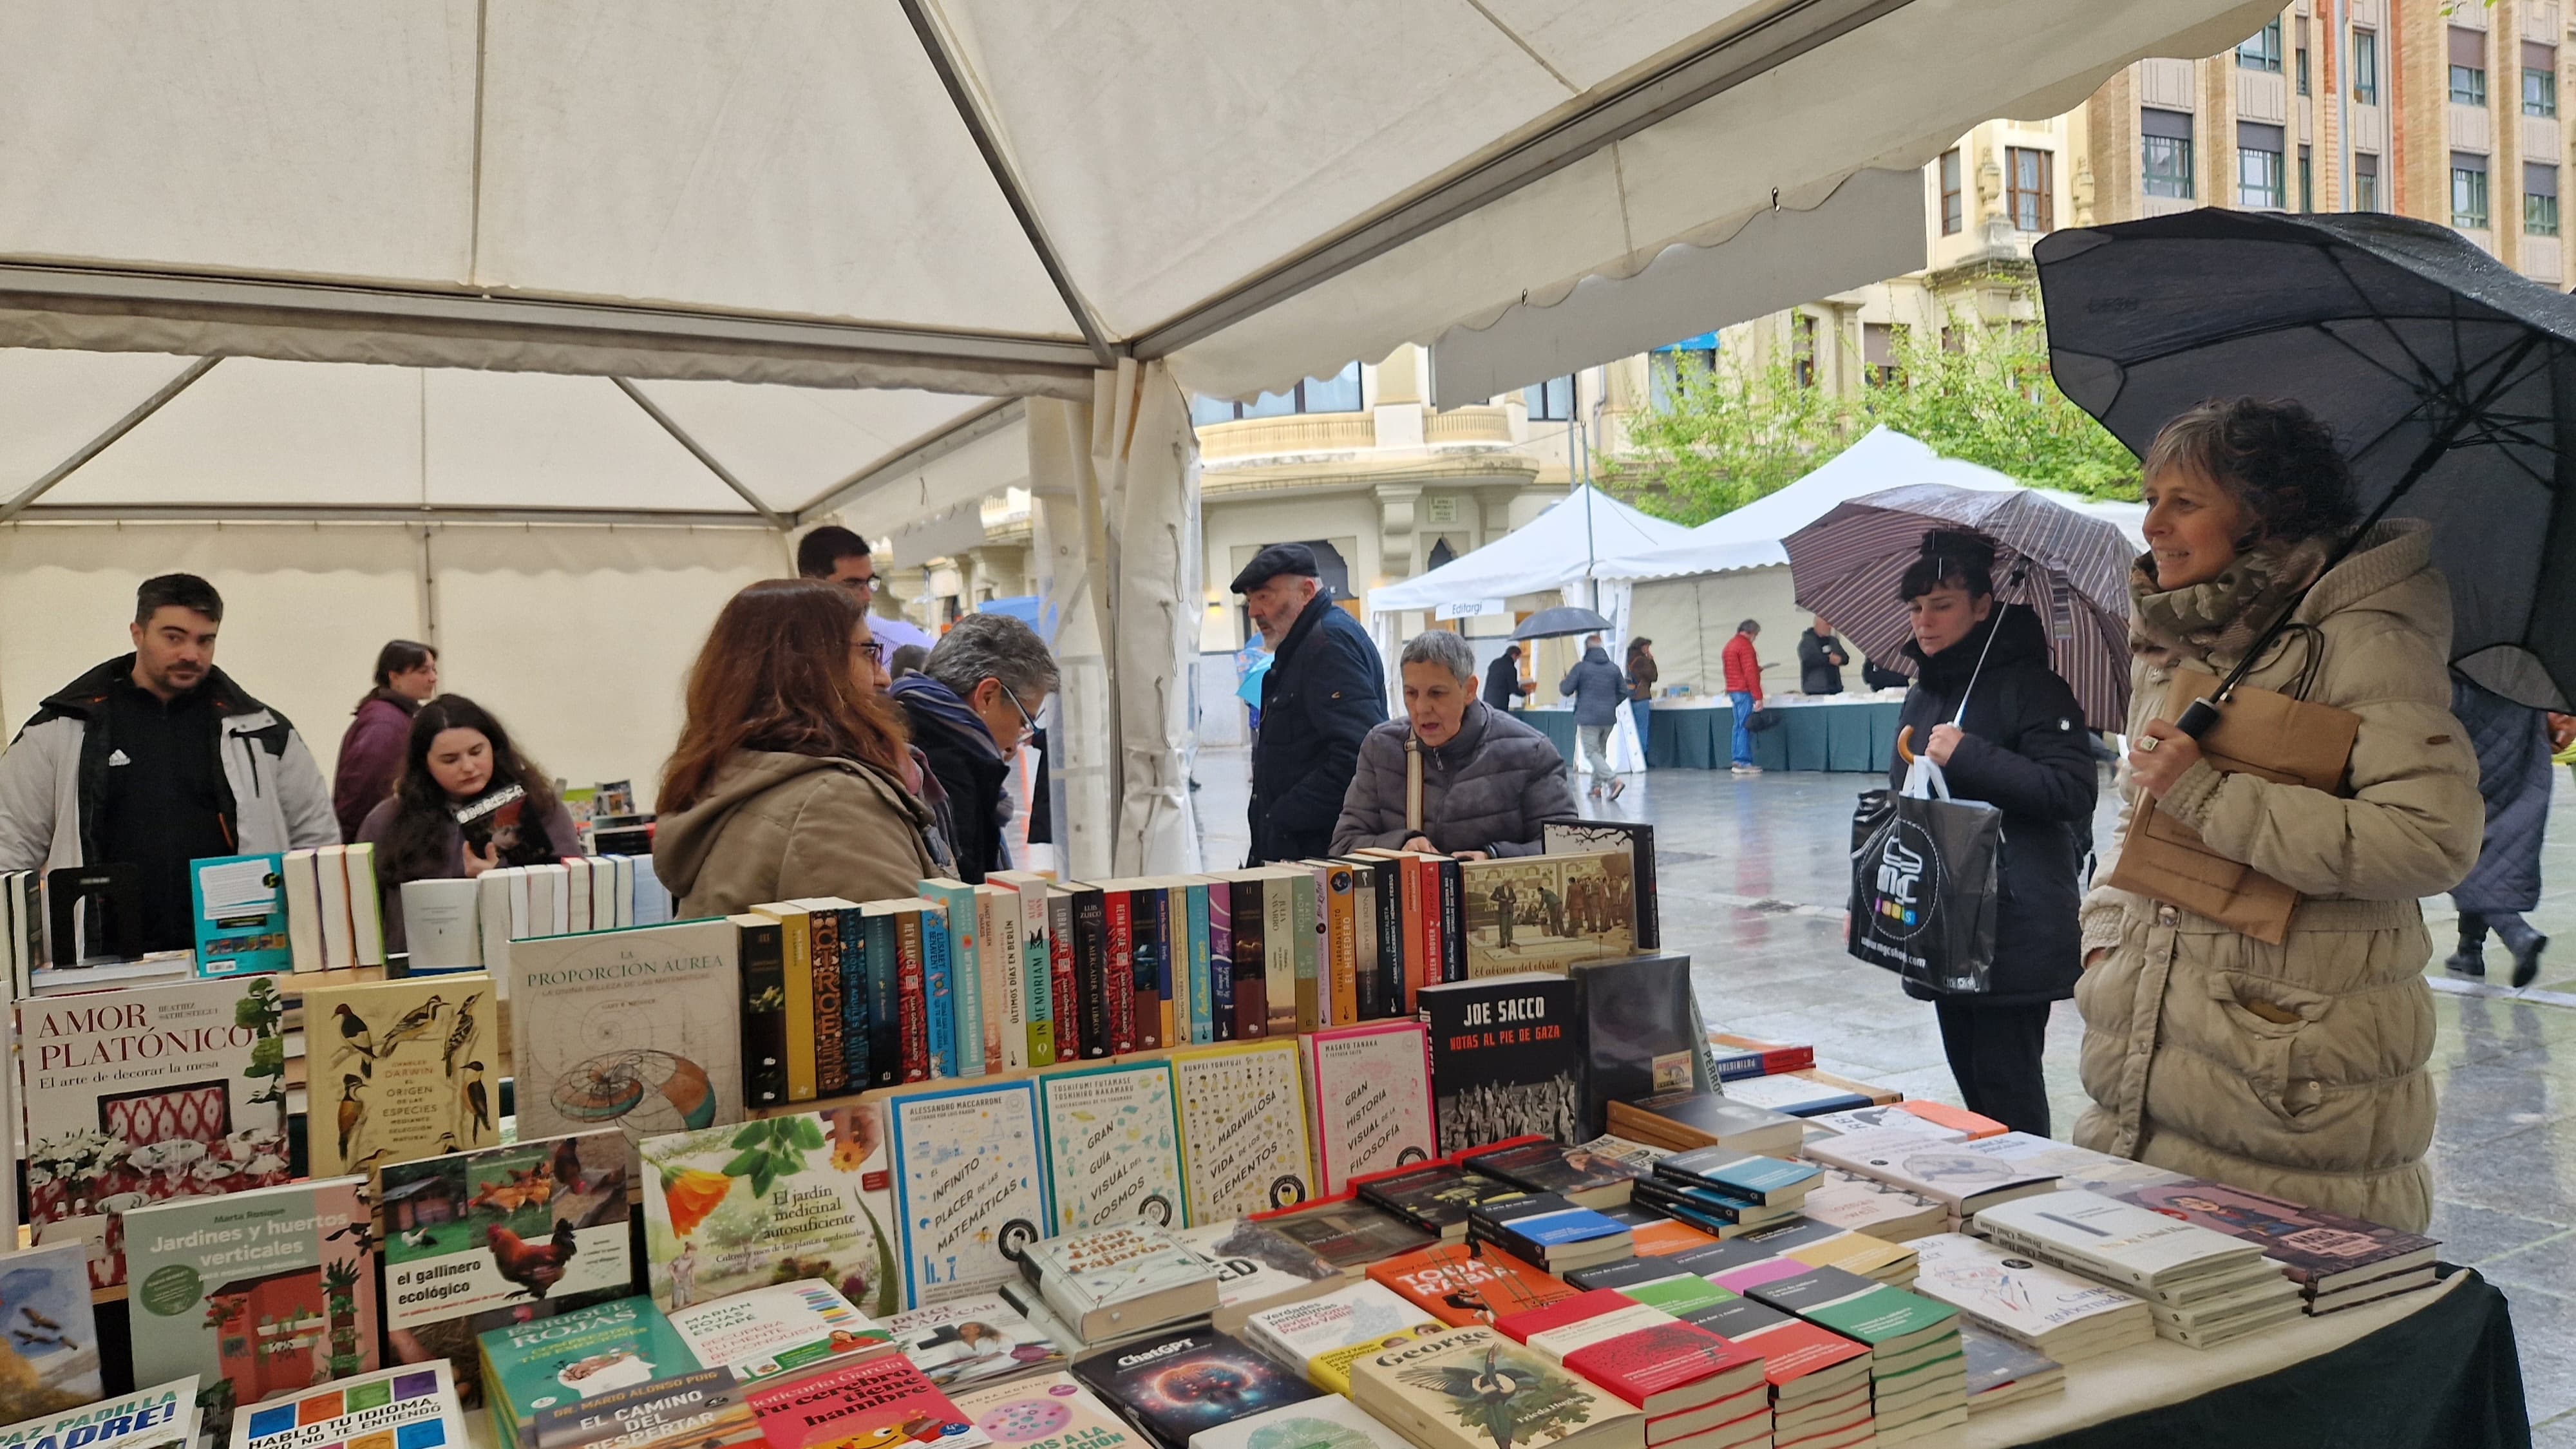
[1889,533,2096,1135]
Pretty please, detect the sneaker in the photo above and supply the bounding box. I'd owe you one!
[1587,784,1603,799]
[1732,764,1763,776]
[1607,779,1627,800]
[2445,949,2485,978]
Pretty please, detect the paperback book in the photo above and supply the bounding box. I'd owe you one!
[1302,1022,1436,1196]
[1171,1220,1341,1332]
[0,1242,102,1421]
[1365,1243,1581,1327]
[529,1367,758,1449]
[230,1363,467,1449]
[1072,1331,1319,1448]
[1357,1166,1527,1244]
[303,975,499,1175]
[1457,853,1638,977]
[478,1296,696,1449]
[1539,821,1658,951]
[1036,1063,1188,1233]
[886,1294,1063,1390]
[889,1081,1053,1309]
[1184,1394,1410,1449]
[1567,954,1701,1138]
[0,1379,196,1449]
[189,855,292,978]
[665,1278,889,1383]
[1416,974,1580,1154]
[744,1351,988,1449]
[1255,1200,1436,1271]
[952,1372,1142,1449]
[1240,1282,1439,1390]
[1463,1139,1644,1210]
[1170,1042,1314,1222]
[640,1108,896,1315]
[1345,1325,1642,1449]
[509,920,744,1147]
[2112,1179,2439,1295]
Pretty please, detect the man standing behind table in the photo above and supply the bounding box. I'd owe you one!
[1721,618,1764,775]
[1559,634,1629,801]
[890,612,1059,884]
[1797,616,1848,696]
[0,574,339,953]
[1236,544,1386,864]
[1484,643,1533,712]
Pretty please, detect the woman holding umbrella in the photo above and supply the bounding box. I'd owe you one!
[2079,397,2479,1233]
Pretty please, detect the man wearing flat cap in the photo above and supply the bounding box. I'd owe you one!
[1233,543,1387,864]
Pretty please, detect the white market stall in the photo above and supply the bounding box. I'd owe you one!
[0,0,2271,871]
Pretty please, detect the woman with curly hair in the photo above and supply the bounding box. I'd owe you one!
[2078,397,2480,1231]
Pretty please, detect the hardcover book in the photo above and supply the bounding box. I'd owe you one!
[1250,1200,1435,1272]
[231,1363,466,1449]
[508,920,744,1148]
[729,914,790,1108]
[1416,974,1580,1153]
[17,976,295,1289]
[1457,853,1636,978]
[0,1378,196,1449]
[1365,1243,1580,1328]
[0,1242,102,1416]
[886,1294,1063,1390]
[641,1107,897,1315]
[529,1367,759,1449]
[1540,822,1658,951]
[1184,1394,1409,1449]
[744,1348,989,1449]
[1036,1063,1188,1234]
[951,1372,1142,1449]
[2111,1179,2439,1293]
[1171,1220,1340,1332]
[1170,1042,1314,1222]
[1302,1022,1436,1195]
[189,855,292,978]
[1072,1331,1319,1448]
[665,1278,889,1383]
[477,1296,696,1449]
[122,1177,377,1443]
[1024,1226,1220,1343]
[1568,954,1701,1139]
[1345,1326,1642,1449]
[889,1081,1052,1309]
[303,976,499,1175]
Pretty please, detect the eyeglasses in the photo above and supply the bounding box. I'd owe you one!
[1005,688,1041,741]
[854,639,884,665]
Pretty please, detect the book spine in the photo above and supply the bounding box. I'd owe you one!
[945,887,985,1079]
[1080,891,1117,1057]
[1023,889,1056,1068]
[836,907,869,1092]
[1189,882,1217,1045]
[1168,886,1195,1050]
[1325,866,1358,1027]
[1374,862,1405,1018]
[738,918,788,1108]
[922,907,956,1077]
[1209,881,1237,1041]
[1128,888,1163,1051]
[1106,889,1139,1053]
[1047,894,1080,1063]
[1233,879,1265,1038]
[1632,833,1660,952]
[1350,871,1380,1021]
[894,911,928,1081]
[1437,858,1466,983]
[781,913,817,1101]
[1290,870,1320,1034]
[867,913,902,1086]
[811,907,846,1094]
[1265,873,1298,1039]
[1410,858,1437,1007]
[992,895,1025,1072]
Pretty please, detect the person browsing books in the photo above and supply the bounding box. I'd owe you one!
[1235,543,1387,865]
[1888,533,2096,1138]
[332,639,437,842]
[1483,642,1533,712]
[797,523,877,604]
[888,612,1057,884]
[1798,616,1848,696]
[2078,397,2480,1232]
[353,695,580,953]
[1332,630,1579,860]
[652,579,948,917]
[0,573,339,952]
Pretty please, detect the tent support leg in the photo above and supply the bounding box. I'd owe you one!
[0,355,220,522]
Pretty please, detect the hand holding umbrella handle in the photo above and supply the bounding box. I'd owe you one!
[2175,697,2224,739]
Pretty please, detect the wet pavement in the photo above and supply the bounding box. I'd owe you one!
[1189,747,2576,1437]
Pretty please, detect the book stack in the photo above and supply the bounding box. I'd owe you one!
[1174,1219,1346,1332]
[1959,1325,2065,1414]
[1728,1218,1920,1287]
[1802,1128,2061,1229]
[1466,1192,1635,1275]
[1907,1232,2154,1362]
[1710,1072,1875,1119]
[1795,1166,1946,1242]
[1743,1266,1966,1446]
[1973,1190,2303,1347]
[1465,1136,1649,1208]
[882,1293,1066,1390]
[1682,1298,1873,1449]
[1635,1148,1821,1238]
[1359,1164,1527,1242]
[2106,1178,2442,1314]
[1021,1226,1224,1345]
[1805,1100,2003,1141]
[1705,1032,1812,1082]
[1606,1092,1803,1157]
[1367,1242,1583,1327]
[1348,1325,1645,1449]
[1242,1282,1446,1393]
[1560,1320,1770,1449]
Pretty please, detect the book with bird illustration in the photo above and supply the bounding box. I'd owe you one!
[0,1242,104,1423]
[302,975,498,1177]
[380,1131,636,1407]
[1346,1325,1641,1449]
[639,1108,898,1319]
[509,920,746,1149]
[121,1176,377,1445]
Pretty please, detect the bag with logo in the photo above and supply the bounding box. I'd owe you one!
[1846,754,2001,994]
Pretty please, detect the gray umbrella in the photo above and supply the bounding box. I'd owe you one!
[2037,209,2576,721]
[1513,606,1616,641]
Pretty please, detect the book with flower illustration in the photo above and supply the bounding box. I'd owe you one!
[381,1131,636,1408]
[302,976,499,1176]
[641,1108,899,1317]
[15,975,295,1289]
[1170,1041,1314,1224]
[507,920,744,1149]
[121,1175,377,1445]
[1036,1062,1187,1235]
[888,1081,1052,1310]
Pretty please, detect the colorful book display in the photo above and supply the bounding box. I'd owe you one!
[1036,1063,1187,1233]
[639,1108,897,1316]
[1171,1043,1314,1222]
[0,1379,197,1449]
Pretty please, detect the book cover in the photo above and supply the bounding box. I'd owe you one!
[920,882,985,1079]
[1170,1221,1337,1325]
[1036,1063,1187,1234]
[1255,1201,1435,1271]
[1801,1130,2060,1213]
[1345,1326,1636,1449]
[1104,889,1142,1055]
[189,855,291,978]
[0,1242,103,1416]
[1365,1244,1579,1328]
[1568,954,1700,1140]
[951,1372,1141,1449]
[1416,974,1580,1154]
[1024,1226,1218,1340]
[729,915,790,1108]
[303,976,498,1175]
[1355,1167,1520,1240]
[1179,882,1211,1047]
[2112,1179,2439,1291]
[231,1363,466,1449]
[1540,822,1657,952]
[886,1295,1062,1391]
[478,1296,696,1446]
[1241,1282,1428,1367]
[1316,864,1357,1029]
[1170,1042,1313,1223]
[1960,1323,2063,1405]
[1129,886,1166,1053]
[1302,1022,1435,1196]
[665,1278,889,1383]
[641,1108,898,1315]
[1457,855,1634,979]
[1906,1233,2146,1342]
[922,897,960,1077]
[1605,1093,1801,1157]
[1185,1394,1408,1449]
[508,920,744,1148]
[1074,1331,1318,1446]
[1068,887,1116,1059]
[984,887,1024,1074]
[746,1354,988,1449]
[0,1378,195,1449]
[1656,1150,1819,1204]
[530,1367,759,1449]
[807,900,849,1093]
[988,875,1057,1070]
[1558,1320,1761,1412]
[1742,1266,1956,1349]
[756,904,816,1101]
[1674,1298,1869,1392]
[122,1177,376,1442]
[860,905,904,1089]
[1462,1141,1643,1207]
[889,1082,1052,1309]
[17,976,295,1288]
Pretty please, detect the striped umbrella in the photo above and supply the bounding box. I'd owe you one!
[1783,484,2134,730]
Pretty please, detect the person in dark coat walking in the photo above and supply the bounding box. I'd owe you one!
[2447,674,2553,985]
[1484,645,1533,712]
[1797,618,1848,696]
[1889,533,2096,1136]
[1237,544,1387,864]
[1559,634,1628,800]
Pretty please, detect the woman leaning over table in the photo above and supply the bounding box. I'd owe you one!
[2077,397,2480,1233]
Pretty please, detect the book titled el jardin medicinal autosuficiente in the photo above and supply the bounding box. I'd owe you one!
[641,1108,897,1315]
[509,920,744,1148]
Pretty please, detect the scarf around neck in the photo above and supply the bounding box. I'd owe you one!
[2128,534,2333,670]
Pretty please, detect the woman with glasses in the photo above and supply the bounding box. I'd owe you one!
[653,580,949,917]
[889,612,1059,884]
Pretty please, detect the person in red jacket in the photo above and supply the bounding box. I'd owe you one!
[1721,620,1764,775]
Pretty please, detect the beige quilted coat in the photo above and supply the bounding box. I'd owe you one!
[2076,521,2481,1232]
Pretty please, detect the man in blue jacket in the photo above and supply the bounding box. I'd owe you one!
[1234,544,1387,864]
[1559,632,1629,800]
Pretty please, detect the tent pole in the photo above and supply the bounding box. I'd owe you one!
[611,377,790,529]
[791,398,1027,527]
[0,355,219,522]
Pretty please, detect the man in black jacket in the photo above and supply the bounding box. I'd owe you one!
[1482,644,1532,712]
[890,612,1058,883]
[1797,616,1848,695]
[1235,544,1387,864]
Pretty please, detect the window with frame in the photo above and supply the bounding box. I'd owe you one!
[2141,108,2194,198]
[2006,147,2052,231]
[1792,314,1819,390]
[1649,346,1718,414]
[1522,375,1576,421]
[2237,122,2286,209]
[2454,151,2492,230]
[2528,162,2560,236]
[1863,323,1898,386]
[2238,19,2282,72]
[1188,359,1364,426]
[2452,26,2487,106]
[2296,17,2311,95]
[2354,152,2380,212]
[2525,41,2559,117]
[1939,149,1962,234]
[2353,28,2379,103]
[2299,145,2313,213]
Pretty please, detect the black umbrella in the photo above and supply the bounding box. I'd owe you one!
[2036,209,2576,722]
[1514,606,1615,641]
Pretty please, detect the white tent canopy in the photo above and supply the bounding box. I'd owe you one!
[1367,486,1693,616]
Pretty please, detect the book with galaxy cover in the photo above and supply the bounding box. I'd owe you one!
[640,1107,895,1314]
[1249,1198,1437,1271]
[1346,1326,1642,1449]
[508,920,743,1148]
[478,1296,697,1449]
[890,1081,1052,1309]
[1540,821,1658,951]
[1170,1041,1313,1222]
[230,1363,468,1449]
[1302,1021,1436,1196]
[1072,1331,1320,1449]
[1037,1062,1187,1235]
[1417,974,1580,1154]
[951,1372,1144,1449]
[0,1378,196,1449]
[1365,1243,1580,1328]
[303,975,498,1175]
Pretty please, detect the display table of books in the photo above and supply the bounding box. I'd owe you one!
[1517,699,1904,773]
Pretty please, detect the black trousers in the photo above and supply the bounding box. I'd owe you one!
[1931,998,2054,1137]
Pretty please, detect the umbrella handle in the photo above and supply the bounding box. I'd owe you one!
[1895,724,1917,764]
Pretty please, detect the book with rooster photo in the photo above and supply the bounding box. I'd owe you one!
[301,975,500,1177]
[641,1108,897,1316]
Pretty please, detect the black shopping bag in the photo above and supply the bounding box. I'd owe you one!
[1847,759,2000,994]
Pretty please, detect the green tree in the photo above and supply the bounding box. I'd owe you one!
[1600,347,1846,526]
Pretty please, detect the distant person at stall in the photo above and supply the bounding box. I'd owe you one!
[1721,619,1765,775]
[1559,633,1628,801]
[333,639,438,842]
[1334,629,1581,858]
[1861,654,1911,691]
[1798,617,1848,696]
[891,612,1058,884]
[2445,674,2554,987]
[797,524,877,603]
[1625,637,1658,759]
[654,580,947,918]
[1889,533,2096,1137]
[355,695,580,953]
[0,573,339,952]
[1484,643,1533,712]
[887,643,929,681]
[1235,544,1387,864]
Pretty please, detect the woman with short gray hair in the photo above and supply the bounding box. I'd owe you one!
[1332,630,1582,858]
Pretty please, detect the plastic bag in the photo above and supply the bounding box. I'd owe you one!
[1846,755,2002,994]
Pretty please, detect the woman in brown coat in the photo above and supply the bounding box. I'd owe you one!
[652,580,945,918]
[2078,398,2480,1232]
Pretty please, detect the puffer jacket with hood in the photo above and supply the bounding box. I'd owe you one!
[2075,520,2481,1232]
[1331,701,1582,857]
[651,750,942,921]
[1557,646,1627,726]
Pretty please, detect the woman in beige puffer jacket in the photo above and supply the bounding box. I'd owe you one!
[2077,398,2481,1233]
